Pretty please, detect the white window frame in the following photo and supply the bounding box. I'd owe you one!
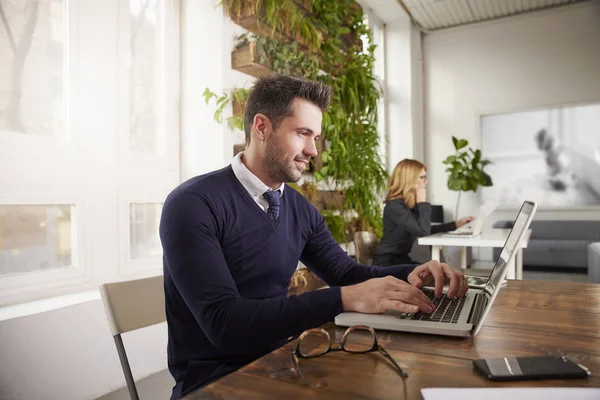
[118,186,171,276]
[117,0,180,172]
[0,0,181,307]
[0,0,78,147]
[0,192,89,299]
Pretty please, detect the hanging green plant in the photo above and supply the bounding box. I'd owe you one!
[212,0,387,243]
[220,0,322,51]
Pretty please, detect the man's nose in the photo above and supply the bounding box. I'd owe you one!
[305,139,318,158]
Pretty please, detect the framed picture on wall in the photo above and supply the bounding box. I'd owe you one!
[480,102,600,209]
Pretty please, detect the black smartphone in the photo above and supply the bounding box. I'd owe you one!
[473,356,591,381]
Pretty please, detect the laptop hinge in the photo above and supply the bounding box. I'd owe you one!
[467,293,488,325]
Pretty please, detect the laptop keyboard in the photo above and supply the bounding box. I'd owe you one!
[411,290,467,323]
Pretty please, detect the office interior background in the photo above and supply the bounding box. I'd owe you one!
[0,0,599,399]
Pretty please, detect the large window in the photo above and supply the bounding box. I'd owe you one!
[0,0,180,306]
[0,205,74,277]
[0,0,66,138]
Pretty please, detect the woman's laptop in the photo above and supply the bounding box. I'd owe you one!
[335,201,537,338]
[442,200,498,238]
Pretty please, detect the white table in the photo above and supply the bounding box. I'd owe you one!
[417,229,532,280]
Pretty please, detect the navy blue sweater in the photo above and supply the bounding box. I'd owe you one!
[159,165,418,398]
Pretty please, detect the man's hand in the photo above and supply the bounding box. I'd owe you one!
[407,260,469,299]
[341,276,435,315]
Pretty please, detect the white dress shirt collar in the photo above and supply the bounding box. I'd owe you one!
[231,152,284,206]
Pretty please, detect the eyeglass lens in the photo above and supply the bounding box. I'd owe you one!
[297,330,330,357]
[342,327,376,353]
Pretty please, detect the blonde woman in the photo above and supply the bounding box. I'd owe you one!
[373,159,474,266]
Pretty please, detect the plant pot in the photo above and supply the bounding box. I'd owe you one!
[227,0,320,50]
[313,190,344,211]
[231,42,274,78]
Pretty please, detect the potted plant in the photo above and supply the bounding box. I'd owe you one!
[443,136,493,218]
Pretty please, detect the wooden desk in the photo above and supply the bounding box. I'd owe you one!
[185,280,600,399]
[418,229,532,280]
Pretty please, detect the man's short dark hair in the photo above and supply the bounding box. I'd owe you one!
[244,75,332,146]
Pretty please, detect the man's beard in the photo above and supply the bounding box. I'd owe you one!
[264,134,307,183]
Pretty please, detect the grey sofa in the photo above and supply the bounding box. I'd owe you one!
[492,220,600,269]
[589,243,600,283]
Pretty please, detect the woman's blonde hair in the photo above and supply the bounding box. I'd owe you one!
[385,159,427,208]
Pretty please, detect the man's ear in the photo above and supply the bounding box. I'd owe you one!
[252,113,271,142]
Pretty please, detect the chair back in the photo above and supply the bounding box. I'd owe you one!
[100,275,166,335]
[354,231,379,265]
[100,275,166,400]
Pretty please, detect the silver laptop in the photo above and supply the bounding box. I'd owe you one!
[335,200,537,338]
[442,200,499,238]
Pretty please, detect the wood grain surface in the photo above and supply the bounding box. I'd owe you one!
[185,280,600,399]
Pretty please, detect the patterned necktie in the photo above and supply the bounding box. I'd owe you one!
[262,189,281,220]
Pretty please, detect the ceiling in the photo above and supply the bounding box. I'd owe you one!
[396,0,590,31]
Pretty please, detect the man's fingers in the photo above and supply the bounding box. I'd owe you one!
[460,275,469,297]
[411,276,423,288]
[387,278,434,309]
[387,291,433,313]
[443,264,460,298]
[428,263,445,298]
[380,300,420,314]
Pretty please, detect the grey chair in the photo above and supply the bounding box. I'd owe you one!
[354,231,379,265]
[589,243,600,283]
[100,276,166,400]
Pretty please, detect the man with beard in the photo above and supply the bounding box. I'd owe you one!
[159,75,468,399]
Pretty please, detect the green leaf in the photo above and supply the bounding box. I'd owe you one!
[214,109,223,123]
[482,172,493,186]
[313,171,323,181]
[203,88,216,104]
[448,179,462,191]
[455,139,468,150]
[216,95,229,107]
[231,116,244,131]
[443,155,456,164]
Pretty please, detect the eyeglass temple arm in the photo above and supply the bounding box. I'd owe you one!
[378,346,408,378]
[292,353,313,386]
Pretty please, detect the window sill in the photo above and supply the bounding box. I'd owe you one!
[0,289,101,322]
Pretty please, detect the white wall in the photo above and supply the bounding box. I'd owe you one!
[181,0,227,180]
[423,0,600,226]
[0,300,168,400]
[384,17,424,171]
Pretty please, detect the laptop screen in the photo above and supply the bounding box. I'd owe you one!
[484,201,537,296]
[472,200,537,336]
